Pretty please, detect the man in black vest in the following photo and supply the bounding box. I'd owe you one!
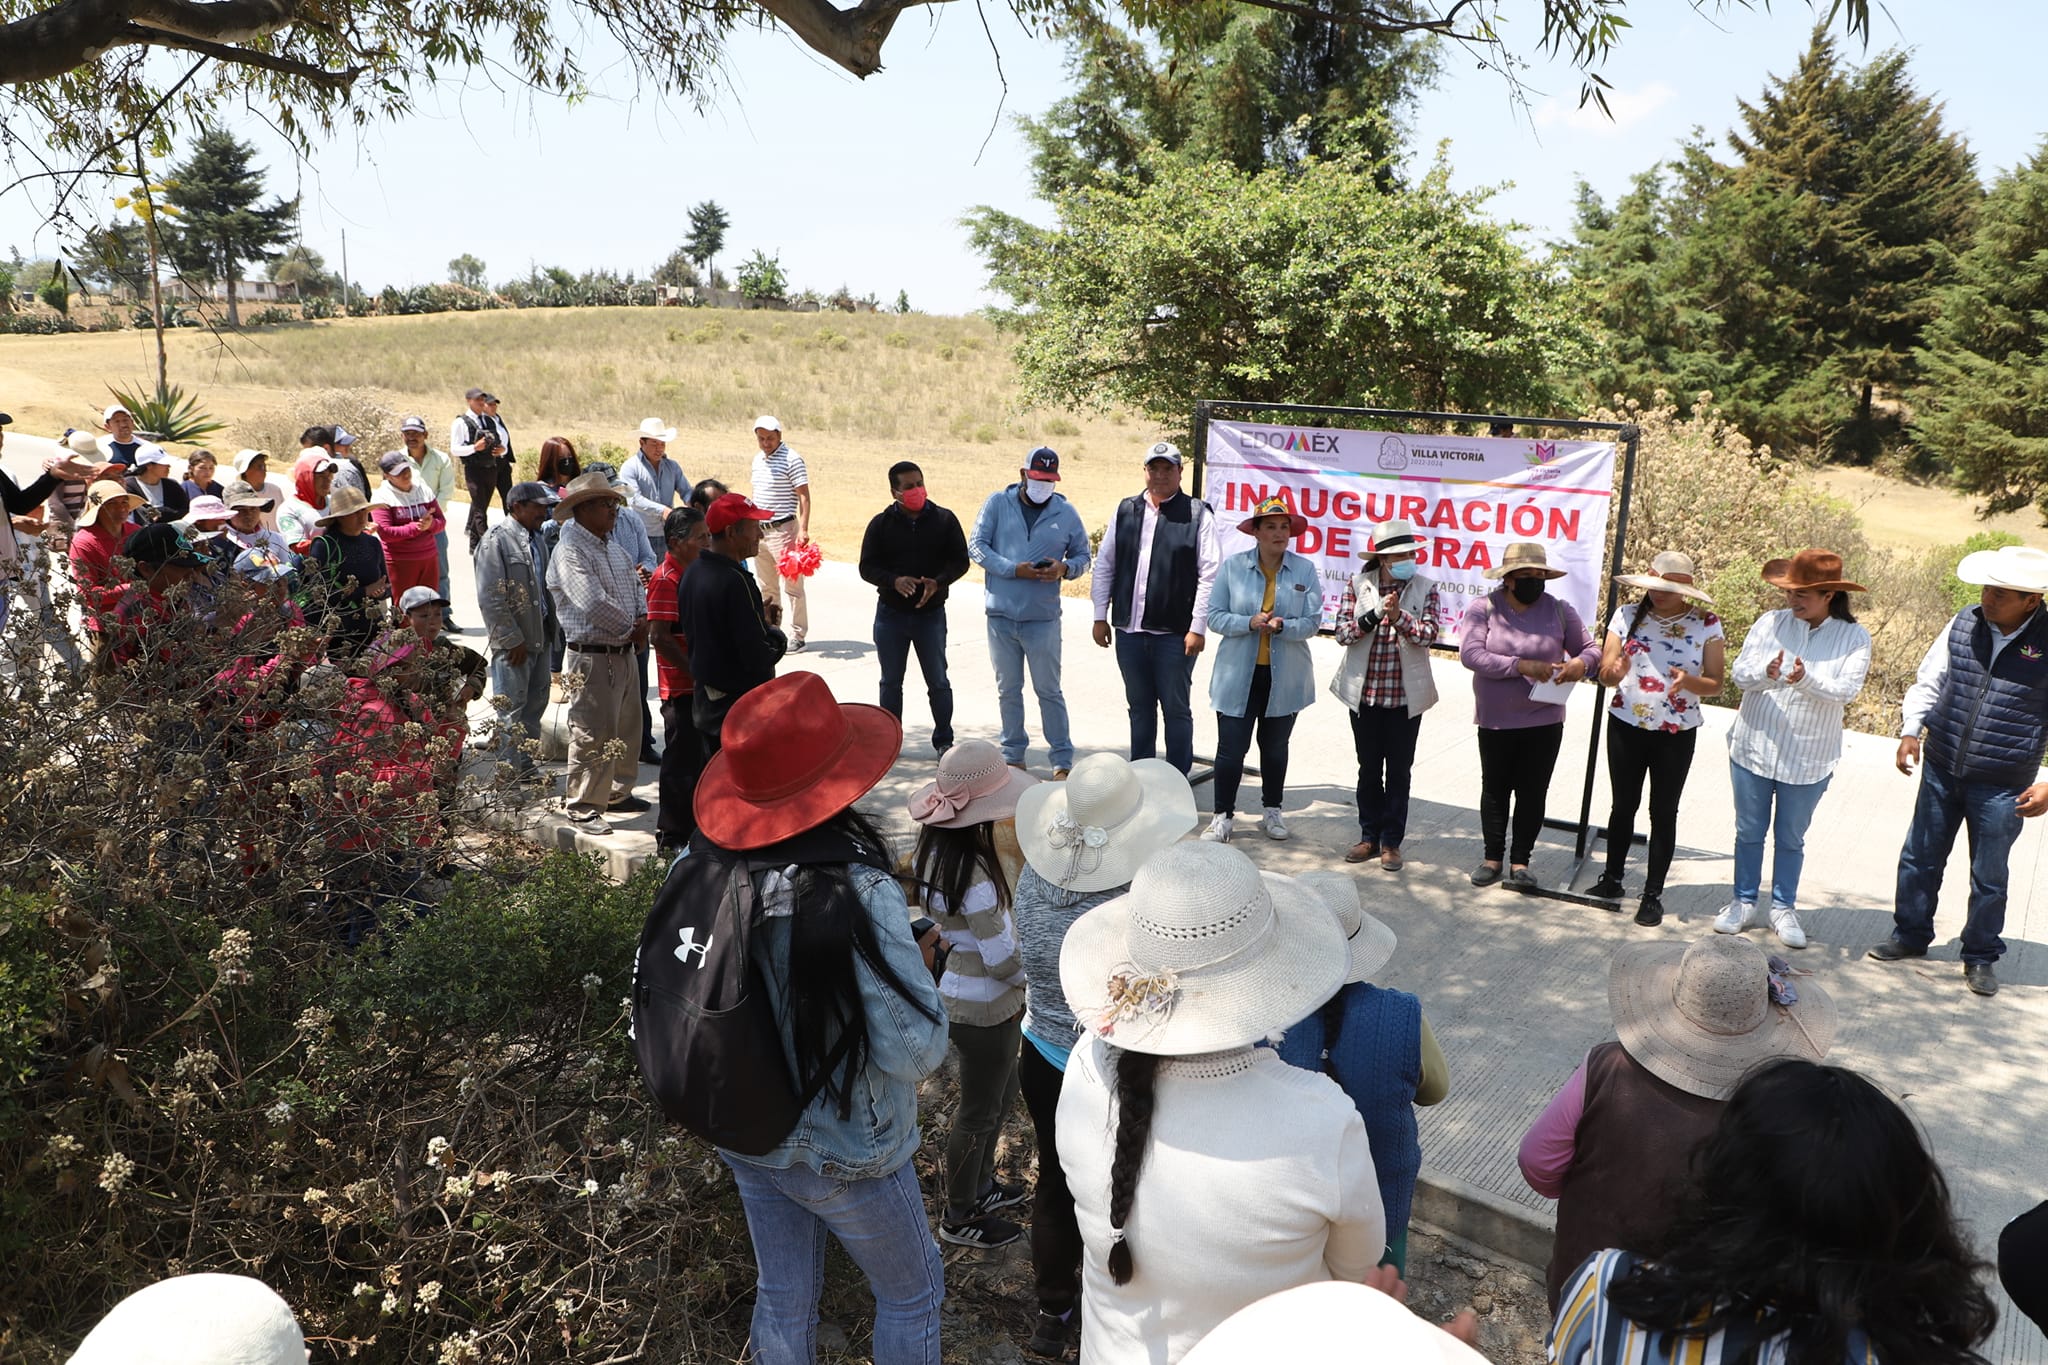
[1089,441,1219,775]
[1870,544,2048,997]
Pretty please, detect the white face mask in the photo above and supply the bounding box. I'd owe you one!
[1023,479,1055,505]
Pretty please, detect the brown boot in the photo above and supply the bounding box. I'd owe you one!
[1344,840,1378,864]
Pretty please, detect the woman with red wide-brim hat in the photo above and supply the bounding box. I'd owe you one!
[692,671,950,1365]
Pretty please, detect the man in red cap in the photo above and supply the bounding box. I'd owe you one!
[678,492,787,753]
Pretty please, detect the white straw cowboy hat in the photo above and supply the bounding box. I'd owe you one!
[69,1273,307,1365]
[1061,841,1348,1056]
[1615,549,1715,606]
[908,739,1040,829]
[1610,935,1835,1101]
[1296,870,1396,986]
[1015,753,1196,894]
[552,470,628,524]
[1483,541,1567,581]
[1360,517,1423,562]
[1957,544,2048,595]
[633,417,678,444]
[1183,1280,1489,1365]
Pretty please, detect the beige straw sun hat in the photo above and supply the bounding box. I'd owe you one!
[1296,869,1395,986]
[1482,541,1567,581]
[1014,752,1196,894]
[1609,935,1835,1101]
[907,739,1040,829]
[1615,549,1715,606]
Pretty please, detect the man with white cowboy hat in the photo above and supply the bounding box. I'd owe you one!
[1089,439,1220,775]
[1331,517,1442,871]
[545,470,649,833]
[1056,840,1385,1365]
[748,414,813,651]
[620,416,689,548]
[1519,933,1834,1309]
[1871,542,2048,997]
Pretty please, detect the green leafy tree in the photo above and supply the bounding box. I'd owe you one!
[73,221,151,297]
[894,289,911,314]
[36,261,68,314]
[967,142,1596,434]
[734,248,786,301]
[684,201,731,285]
[269,243,338,298]
[447,253,487,288]
[163,129,299,327]
[1916,141,2048,521]
[653,246,699,288]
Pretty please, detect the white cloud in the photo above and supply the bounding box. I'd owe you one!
[1531,80,1678,135]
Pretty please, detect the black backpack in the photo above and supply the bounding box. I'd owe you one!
[631,847,850,1155]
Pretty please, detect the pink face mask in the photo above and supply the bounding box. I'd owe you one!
[899,486,929,513]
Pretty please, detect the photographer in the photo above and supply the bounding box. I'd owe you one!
[450,385,511,556]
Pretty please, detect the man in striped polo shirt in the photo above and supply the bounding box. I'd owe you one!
[748,414,811,651]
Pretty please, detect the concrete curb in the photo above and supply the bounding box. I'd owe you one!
[1411,1166,1554,1274]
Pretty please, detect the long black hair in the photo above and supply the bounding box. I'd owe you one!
[784,807,943,1117]
[1606,1058,1995,1364]
[1105,1046,1162,1285]
[909,819,1011,920]
[1827,589,1858,623]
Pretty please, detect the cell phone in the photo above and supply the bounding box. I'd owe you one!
[1034,558,1056,570]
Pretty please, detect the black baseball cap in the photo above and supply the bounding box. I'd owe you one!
[1025,446,1061,482]
[0,412,12,425]
[128,522,204,568]
[465,386,486,400]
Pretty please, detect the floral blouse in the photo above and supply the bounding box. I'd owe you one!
[1607,604,1724,733]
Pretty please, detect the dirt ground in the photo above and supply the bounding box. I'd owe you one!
[1809,465,2045,550]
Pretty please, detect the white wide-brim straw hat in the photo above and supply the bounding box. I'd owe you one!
[1615,549,1715,605]
[1957,544,2048,595]
[1295,870,1395,986]
[908,738,1040,829]
[69,1272,307,1365]
[1360,517,1423,561]
[1482,540,1568,580]
[1014,753,1196,894]
[1182,1280,1489,1365]
[634,417,679,444]
[1061,841,1348,1056]
[1610,935,1835,1101]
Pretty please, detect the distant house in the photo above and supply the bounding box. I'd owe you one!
[161,278,287,304]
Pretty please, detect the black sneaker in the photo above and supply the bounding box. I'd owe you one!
[1634,892,1664,927]
[938,1213,1024,1249]
[974,1179,1030,1215]
[1586,872,1626,903]
[1024,1309,1076,1359]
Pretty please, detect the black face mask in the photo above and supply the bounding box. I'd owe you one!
[1510,576,1547,605]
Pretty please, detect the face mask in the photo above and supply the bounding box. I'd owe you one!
[1023,479,1055,505]
[1387,560,1417,582]
[1510,576,1547,605]
[898,486,928,513]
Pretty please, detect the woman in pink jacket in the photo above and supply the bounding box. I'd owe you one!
[369,450,447,597]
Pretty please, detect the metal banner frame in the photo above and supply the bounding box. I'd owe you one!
[1189,399,1643,905]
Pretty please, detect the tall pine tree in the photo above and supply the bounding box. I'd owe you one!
[164,129,297,327]
[1916,140,2048,521]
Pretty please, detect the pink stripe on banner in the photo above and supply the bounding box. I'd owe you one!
[1213,458,1615,500]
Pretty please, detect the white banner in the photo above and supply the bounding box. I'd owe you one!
[1204,420,1619,642]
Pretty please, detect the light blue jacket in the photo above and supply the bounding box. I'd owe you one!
[969,484,1091,622]
[724,864,949,1180]
[1208,549,1325,718]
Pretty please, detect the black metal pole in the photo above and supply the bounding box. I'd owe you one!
[1567,424,1641,865]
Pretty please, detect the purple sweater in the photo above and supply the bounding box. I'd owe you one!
[1459,588,1600,730]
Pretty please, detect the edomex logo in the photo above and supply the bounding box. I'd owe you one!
[1377,436,1409,471]
[1244,428,1343,456]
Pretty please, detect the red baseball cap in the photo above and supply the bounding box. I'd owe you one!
[706,492,775,535]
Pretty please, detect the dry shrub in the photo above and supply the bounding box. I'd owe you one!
[238,388,403,464]
[1599,392,1961,733]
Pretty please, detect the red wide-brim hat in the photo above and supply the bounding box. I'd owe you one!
[694,672,904,850]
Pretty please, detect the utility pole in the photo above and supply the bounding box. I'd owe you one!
[340,228,350,317]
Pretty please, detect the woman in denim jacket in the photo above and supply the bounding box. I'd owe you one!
[693,672,950,1365]
[1202,497,1326,843]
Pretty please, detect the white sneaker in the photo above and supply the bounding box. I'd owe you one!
[1261,807,1291,841]
[1201,814,1235,843]
[1713,900,1756,935]
[1769,904,1808,949]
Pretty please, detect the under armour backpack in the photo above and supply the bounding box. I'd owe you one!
[631,849,844,1155]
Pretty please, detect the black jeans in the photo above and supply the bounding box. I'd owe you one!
[463,457,512,554]
[1351,704,1423,848]
[1017,1041,1082,1316]
[1603,716,1699,894]
[1213,663,1296,816]
[657,697,708,846]
[874,604,954,750]
[637,646,655,755]
[1476,722,1565,865]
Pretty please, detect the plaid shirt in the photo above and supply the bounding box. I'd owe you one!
[1336,575,1441,709]
[546,518,646,646]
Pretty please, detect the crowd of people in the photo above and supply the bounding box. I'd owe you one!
[7,402,2047,1363]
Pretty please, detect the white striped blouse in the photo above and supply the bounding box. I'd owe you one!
[1726,609,1872,786]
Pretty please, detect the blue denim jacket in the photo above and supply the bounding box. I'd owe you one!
[1207,549,1324,718]
[722,863,949,1179]
[969,484,1091,622]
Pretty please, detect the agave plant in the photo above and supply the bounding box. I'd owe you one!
[106,380,227,444]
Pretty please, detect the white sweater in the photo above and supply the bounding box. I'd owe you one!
[1057,1037,1386,1365]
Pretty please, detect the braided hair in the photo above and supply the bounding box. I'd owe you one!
[1105,1047,1162,1285]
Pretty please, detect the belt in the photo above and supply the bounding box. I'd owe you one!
[569,640,634,654]
[766,515,795,527]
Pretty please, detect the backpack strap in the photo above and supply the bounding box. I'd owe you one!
[1317,990,1346,1073]
[730,859,858,1116]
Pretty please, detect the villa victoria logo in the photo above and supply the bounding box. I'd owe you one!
[1524,441,1559,466]
[1378,435,1409,470]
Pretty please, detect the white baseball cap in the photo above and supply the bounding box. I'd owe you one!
[752,414,782,433]
[101,403,132,423]
[132,445,172,468]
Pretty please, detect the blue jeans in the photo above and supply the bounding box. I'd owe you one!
[1891,758,2026,965]
[1114,629,1196,774]
[875,605,954,750]
[1729,760,1832,910]
[489,639,552,771]
[987,615,1071,769]
[722,1156,943,1365]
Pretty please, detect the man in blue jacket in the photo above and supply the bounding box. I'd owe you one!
[1869,544,2048,997]
[969,447,1091,777]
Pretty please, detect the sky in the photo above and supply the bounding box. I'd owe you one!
[2,1,2041,315]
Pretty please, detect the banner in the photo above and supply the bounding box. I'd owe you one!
[1204,420,1619,642]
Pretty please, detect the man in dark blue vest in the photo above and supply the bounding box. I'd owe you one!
[1870,544,2048,997]
[1089,441,1219,775]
